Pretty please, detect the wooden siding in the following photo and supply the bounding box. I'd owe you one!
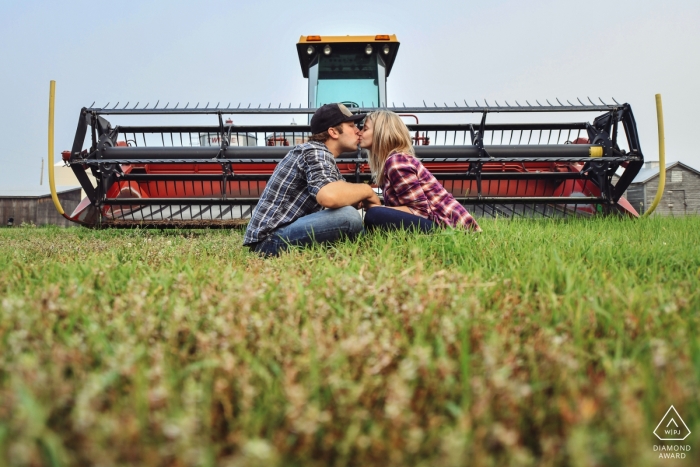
[621,166,700,216]
[0,190,82,227]
[625,184,645,214]
[642,167,700,216]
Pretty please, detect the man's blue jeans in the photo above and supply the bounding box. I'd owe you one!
[251,206,363,256]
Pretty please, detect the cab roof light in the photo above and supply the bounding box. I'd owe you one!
[307,35,321,41]
[375,35,390,40]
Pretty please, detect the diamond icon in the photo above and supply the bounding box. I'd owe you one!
[654,406,691,441]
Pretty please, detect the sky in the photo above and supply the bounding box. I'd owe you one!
[1,0,699,189]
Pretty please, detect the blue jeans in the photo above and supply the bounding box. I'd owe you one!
[364,206,436,232]
[251,206,363,256]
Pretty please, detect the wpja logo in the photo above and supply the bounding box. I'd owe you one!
[653,405,692,459]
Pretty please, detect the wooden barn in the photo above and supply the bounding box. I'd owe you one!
[622,161,700,216]
[0,187,82,227]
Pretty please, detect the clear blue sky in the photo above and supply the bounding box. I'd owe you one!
[1,0,698,188]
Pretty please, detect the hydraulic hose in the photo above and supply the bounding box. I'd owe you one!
[642,94,665,217]
[48,80,69,218]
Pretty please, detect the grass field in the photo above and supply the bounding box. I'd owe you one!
[1,216,699,466]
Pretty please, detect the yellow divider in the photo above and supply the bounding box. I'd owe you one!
[642,94,666,217]
[48,80,66,216]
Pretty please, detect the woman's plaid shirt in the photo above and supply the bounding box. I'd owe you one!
[382,152,480,231]
[243,141,343,245]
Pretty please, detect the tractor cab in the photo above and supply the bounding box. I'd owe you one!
[296,35,400,108]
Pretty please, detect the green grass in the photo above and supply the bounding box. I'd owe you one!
[1,216,699,466]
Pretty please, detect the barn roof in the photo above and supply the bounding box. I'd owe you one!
[631,161,700,184]
[0,186,81,198]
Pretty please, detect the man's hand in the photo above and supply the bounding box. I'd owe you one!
[361,191,381,210]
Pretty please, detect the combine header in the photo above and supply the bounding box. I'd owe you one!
[60,34,644,227]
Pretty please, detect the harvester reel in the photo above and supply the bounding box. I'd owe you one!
[61,102,645,227]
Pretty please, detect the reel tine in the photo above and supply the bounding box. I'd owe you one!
[526,100,532,106]
[423,100,427,107]
[536,100,542,106]
[546,99,553,106]
[123,102,130,109]
[154,100,159,109]
[475,100,479,107]
[556,98,564,106]
[515,100,521,107]
[268,103,271,108]
[112,102,119,109]
[494,100,499,107]
[464,99,470,107]
[612,97,620,105]
[183,102,188,109]
[204,102,209,109]
[144,103,149,109]
[505,100,511,107]
[104,102,110,108]
[566,100,574,106]
[194,103,198,109]
[587,97,595,105]
[598,97,607,105]
[484,99,489,107]
[247,103,251,108]
[174,102,178,109]
[89,101,95,108]
[577,97,585,106]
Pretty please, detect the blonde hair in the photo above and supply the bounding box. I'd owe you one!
[366,111,415,185]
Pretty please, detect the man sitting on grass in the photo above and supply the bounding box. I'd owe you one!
[243,103,381,256]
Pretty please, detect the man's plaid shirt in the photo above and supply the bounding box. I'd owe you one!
[243,141,343,245]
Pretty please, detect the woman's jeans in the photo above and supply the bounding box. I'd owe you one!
[251,206,363,256]
[364,206,436,232]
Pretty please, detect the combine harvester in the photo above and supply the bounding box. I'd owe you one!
[51,35,647,227]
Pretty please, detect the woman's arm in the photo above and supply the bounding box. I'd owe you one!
[372,205,418,215]
[384,154,430,217]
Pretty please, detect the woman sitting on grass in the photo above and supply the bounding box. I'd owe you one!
[359,110,481,232]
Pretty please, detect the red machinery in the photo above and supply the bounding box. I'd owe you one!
[62,35,643,227]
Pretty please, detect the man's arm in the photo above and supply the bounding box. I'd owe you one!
[316,181,381,209]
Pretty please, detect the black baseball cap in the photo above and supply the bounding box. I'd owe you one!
[310,103,366,135]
